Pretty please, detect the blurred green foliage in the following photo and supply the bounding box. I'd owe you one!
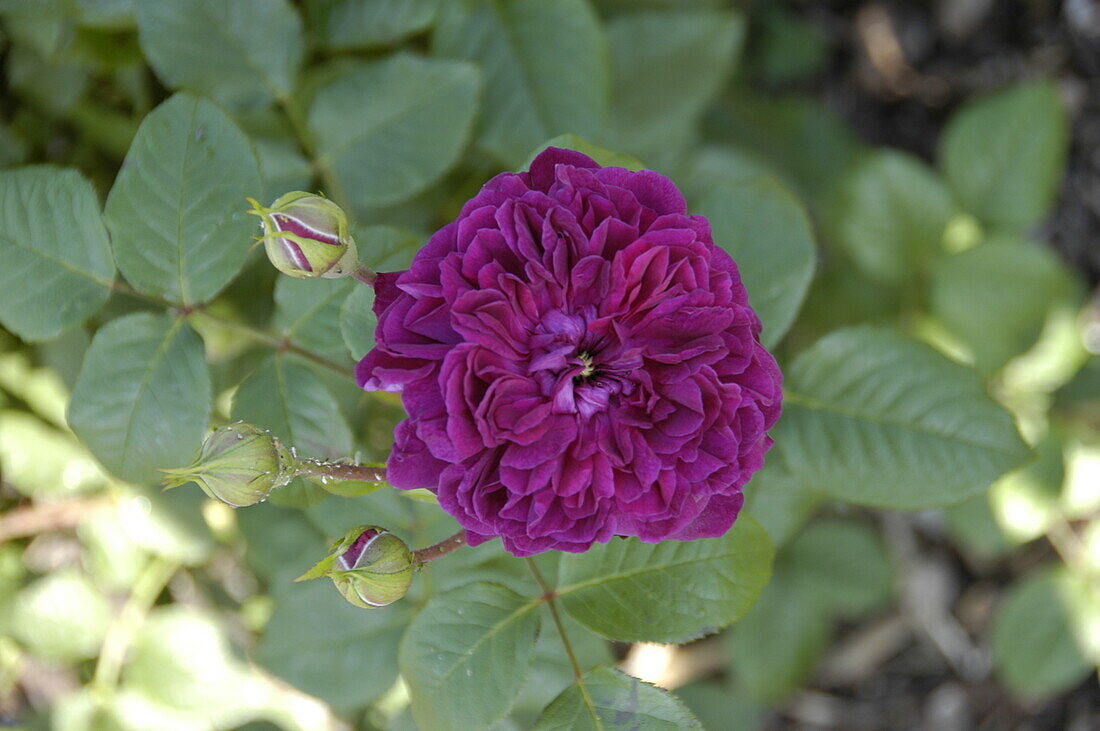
[0,0,1097,729]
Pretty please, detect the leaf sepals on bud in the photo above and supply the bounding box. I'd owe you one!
[246,192,358,279]
[162,422,296,507]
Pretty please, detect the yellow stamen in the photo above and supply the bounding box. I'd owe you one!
[579,351,596,378]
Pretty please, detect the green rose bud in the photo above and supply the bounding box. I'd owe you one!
[296,526,415,609]
[246,192,358,279]
[162,422,297,507]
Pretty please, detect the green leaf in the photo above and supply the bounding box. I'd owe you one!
[308,0,438,50]
[697,178,816,348]
[771,326,1031,509]
[399,582,541,731]
[674,684,763,731]
[104,93,262,305]
[534,667,702,730]
[992,567,1094,699]
[0,124,28,168]
[76,0,135,29]
[747,5,828,85]
[70,22,144,72]
[943,493,1014,559]
[741,466,823,548]
[79,512,148,592]
[681,144,778,203]
[125,606,248,712]
[307,489,452,548]
[356,224,422,272]
[940,81,1068,230]
[783,519,892,618]
[511,615,612,724]
[726,574,831,703]
[118,483,216,566]
[433,0,608,167]
[259,578,409,712]
[135,0,304,107]
[556,515,773,643]
[796,254,904,336]
[274,276,356,363]
[523,134,643,172]
[0,166,114,341]
[237,503,324,583]
[309,54,480,208]
[339,284,376,361]
[0,349,71,427]
[0,3,74,55]
[604,11,744,163]
[254,136,314,201]
[69,312,211,484]
[0,410,106,497]
[930,238,1078,375]
[704,93,860,205]
[328,226,420,362]
[7,42,89,114]
[833,150,953,284]
[11,569,113,665]
[231,354,353,460]
[39,325,91,390]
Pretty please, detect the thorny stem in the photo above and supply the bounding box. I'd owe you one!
[188,310,355,378]
[294,458,387,483]
[411,531,467,565]
[526,559,601,725]
[93,556,178,698]
[103,280,355,379]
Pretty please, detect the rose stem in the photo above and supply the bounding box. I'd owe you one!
[412,531,467,565]
[526,558,599,721]
[352,263,377,287]
[93,557,179,695]
[0,497,112,544]
[526,559,581,675]
[104,280,355,379]
[294,459,387,483]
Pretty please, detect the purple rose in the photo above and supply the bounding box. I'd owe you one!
[357,148,782,556]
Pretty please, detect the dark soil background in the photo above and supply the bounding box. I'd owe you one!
[747,2,1100,728]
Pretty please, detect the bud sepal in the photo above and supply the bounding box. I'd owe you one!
[296,526,415,609]
[162,422,296,507]
[246,192,358,279]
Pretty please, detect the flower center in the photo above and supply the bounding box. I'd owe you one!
[577,351,596,379]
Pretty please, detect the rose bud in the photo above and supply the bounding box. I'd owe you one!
[246,192,359,279]
[162,422,297,507]
[295,526,415,608]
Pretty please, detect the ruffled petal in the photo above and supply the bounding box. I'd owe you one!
[354,149,782,556]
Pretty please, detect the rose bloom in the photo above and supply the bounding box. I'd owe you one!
[357,148,782,556]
